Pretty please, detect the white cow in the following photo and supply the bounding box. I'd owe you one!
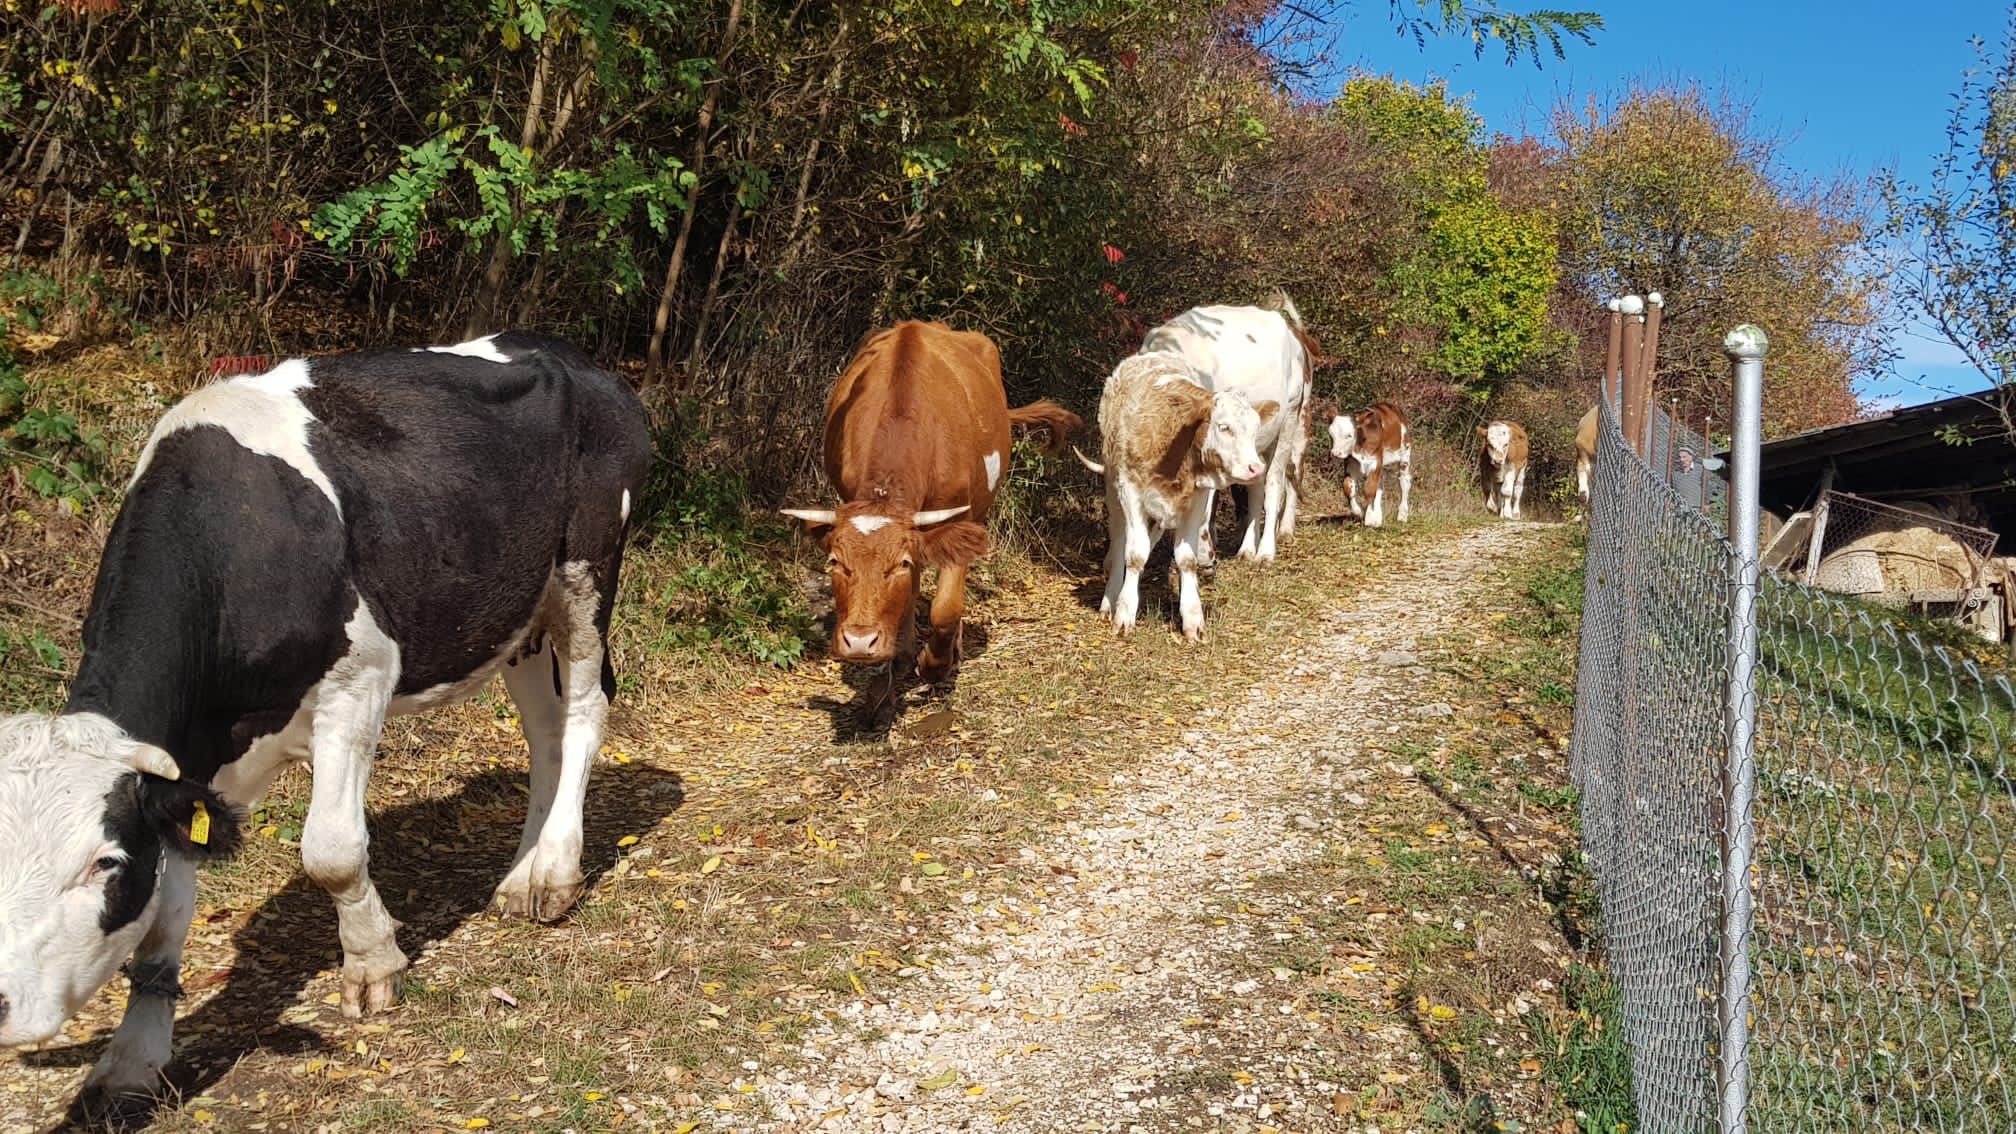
[1138,293,1313,563]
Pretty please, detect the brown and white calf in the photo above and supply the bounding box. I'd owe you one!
[1076,352,1272,640]
[1327,401,1411,527]
[1478,419,1530,519]
[1573,405,1598,507]
[782,321,1079,699]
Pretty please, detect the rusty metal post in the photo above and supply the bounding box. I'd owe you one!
[1603,298,1624,409]
[1640,292,1665,454]
[1619,295,1648,457]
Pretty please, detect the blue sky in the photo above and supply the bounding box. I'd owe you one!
[1311,0,2010,410]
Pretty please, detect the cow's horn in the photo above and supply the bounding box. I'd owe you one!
[1071,445,1105,475]
[125,742,181,781]
[910,505,971,525]
[780,508,838,525]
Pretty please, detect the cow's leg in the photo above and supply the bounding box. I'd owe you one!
[499,637,566,901]
[1100,482,1126,616]
[301,671,406,1017]
[1514,467,1527,518]
[1173,491,1213,641]
[1198,487,1219,570]
[1346,466,1365,518]
[74,856,198,1116]
[1234,478,1264,560]
[1397,454,1413,523]
[1112,491,1153,637]
[1253,455,1288,562]
[497,563,608,921]
[1362,458,1386,528]
[918,562,967,684]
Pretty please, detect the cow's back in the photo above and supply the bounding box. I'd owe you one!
[79,336,650,765]
[822,322,1010,514]
[1142,305,1306,453]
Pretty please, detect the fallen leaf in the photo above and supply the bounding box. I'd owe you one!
[919,1069,959,1090]
[489,986,520,1008]
[702,855,723,874]
[617,835,640,848]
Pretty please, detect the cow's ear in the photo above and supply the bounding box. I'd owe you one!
[918,520,989,568]
[139,776,244,861]
[1252,400,1280,425]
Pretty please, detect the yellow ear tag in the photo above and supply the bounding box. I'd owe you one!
[189,800,211,846]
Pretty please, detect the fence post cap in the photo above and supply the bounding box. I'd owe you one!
[1647,291,1665,307]
[1724,324,1770,359]
[1618,294,1645,315]
[1604,297,1623,312]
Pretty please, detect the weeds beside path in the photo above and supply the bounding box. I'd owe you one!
[2,511,1595,1134]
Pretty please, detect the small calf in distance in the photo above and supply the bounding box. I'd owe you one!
[1574,405,1599,509]
[1479,419,1530,519]
[1076,352,1273,640]
[1327,401,1412,528]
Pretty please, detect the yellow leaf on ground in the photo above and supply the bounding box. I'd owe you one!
[702,855,722,874]
[919,1069,960,1090]
[618,835,640,848]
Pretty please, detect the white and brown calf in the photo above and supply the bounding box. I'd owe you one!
[1076,352,1273,640]
[1479,419,1530,519]
[1327,401,1411,527]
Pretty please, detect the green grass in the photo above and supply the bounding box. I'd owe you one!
[1526,964,1638,1133]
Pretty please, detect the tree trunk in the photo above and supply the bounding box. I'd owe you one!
[780,19,848,272]
[644,0,745,378]
[466,35,555,339]
[686,198,742,375]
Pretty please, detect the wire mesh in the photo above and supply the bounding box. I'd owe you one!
[1572,397,2016,1133]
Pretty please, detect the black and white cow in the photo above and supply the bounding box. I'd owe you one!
[0,332,650,1117]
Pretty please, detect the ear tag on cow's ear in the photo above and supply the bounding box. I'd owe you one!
[189,800,212,846]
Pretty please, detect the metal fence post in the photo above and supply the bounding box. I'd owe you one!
[1718,324,1767,1134]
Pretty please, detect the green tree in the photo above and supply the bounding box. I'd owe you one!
[1882,6,2016,428]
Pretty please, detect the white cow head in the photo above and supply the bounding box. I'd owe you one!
[1327,412,1359,460]
[1201,392,1275,488]
[0,713,239,1046]
[1482,421,1515,465]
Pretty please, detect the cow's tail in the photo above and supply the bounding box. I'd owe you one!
[1261,288,1305,331]
[1071,445,1106,476]
[1007,399,1084,454]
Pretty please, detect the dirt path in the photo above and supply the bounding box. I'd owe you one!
[732,521,1565,1133]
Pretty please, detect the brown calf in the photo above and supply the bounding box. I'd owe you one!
[1326,401,1412,527]
[783,321,1079,694]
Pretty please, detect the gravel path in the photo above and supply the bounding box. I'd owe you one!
[731,521,1553,1133]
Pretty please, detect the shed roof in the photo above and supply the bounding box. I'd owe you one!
[1734,387,2016,533]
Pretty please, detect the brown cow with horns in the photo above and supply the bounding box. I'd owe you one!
[784,321,1080,704]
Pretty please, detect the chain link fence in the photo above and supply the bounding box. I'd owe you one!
[1571,392,2016,1132]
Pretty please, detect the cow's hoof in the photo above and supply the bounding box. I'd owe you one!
[494,872,585,924]
[916,650,957,686]
[69,1084,160,1131]
[1181,625,1205,643]
[340,954,409,1018]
